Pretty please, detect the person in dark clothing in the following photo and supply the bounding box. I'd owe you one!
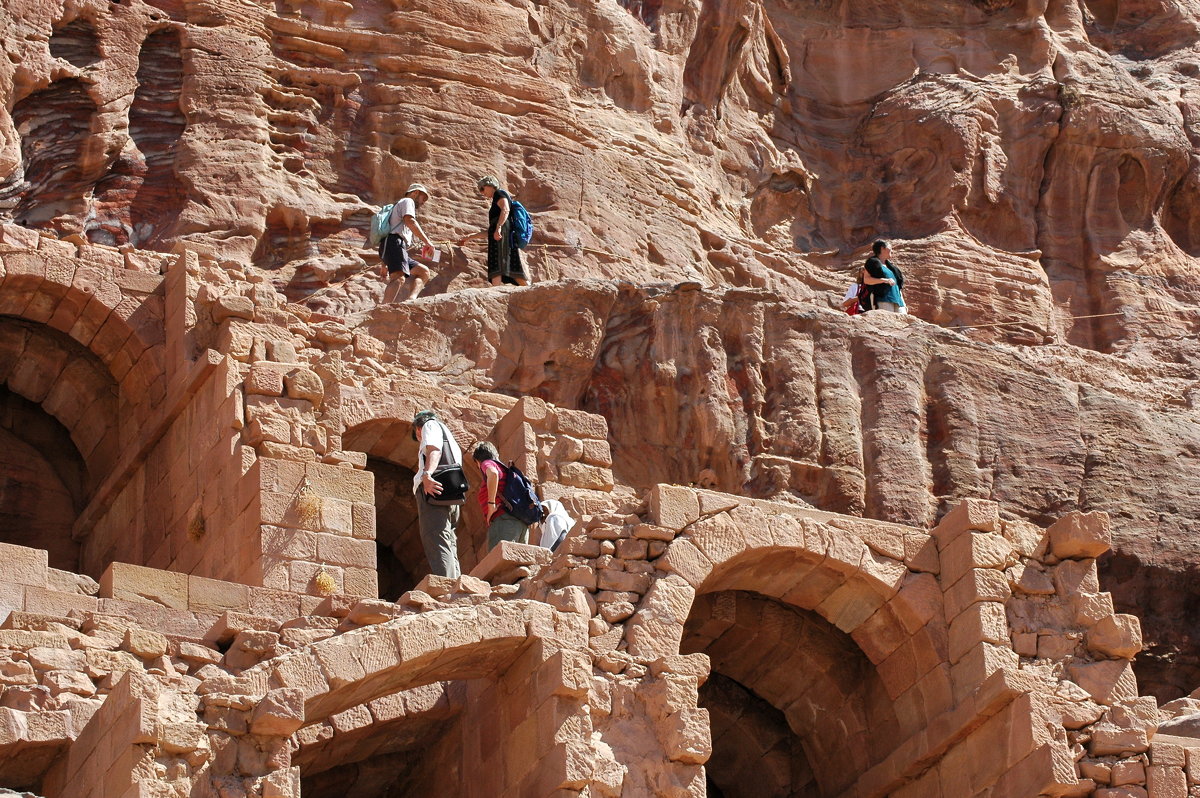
[862,239,906,313]
[457,176,528,286]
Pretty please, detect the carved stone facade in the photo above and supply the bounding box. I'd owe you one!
[0,226,1193,797]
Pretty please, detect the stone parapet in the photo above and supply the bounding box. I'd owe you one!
[493,395,615,494]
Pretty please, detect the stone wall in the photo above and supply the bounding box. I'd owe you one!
[0,478,1184,796]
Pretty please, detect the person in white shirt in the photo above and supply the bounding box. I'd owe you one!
[379,183,437,304]
[537,499,575,550]
[412,409,463,577]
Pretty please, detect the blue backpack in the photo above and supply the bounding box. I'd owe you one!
[509,200,533,249]
[501,461,543,525]
[368,203,396,248]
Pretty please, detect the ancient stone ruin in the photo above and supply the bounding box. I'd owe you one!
[2,0,1200,795]
[0,233,1189,797]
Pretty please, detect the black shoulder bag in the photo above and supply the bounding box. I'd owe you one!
[424,421,468,506]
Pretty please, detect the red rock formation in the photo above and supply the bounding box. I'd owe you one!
[0,0,1192,340]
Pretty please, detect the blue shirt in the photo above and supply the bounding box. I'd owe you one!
[874,262,904,306]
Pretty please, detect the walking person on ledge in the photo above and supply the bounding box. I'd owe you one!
[862,239,907,314]
[379,183,437,304]
[471,442,530,549]
[458,176,528,286]
[412,410,463,577]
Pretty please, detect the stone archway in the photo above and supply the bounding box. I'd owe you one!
[0,315,121,571]
[0,316,121,478]
[342,413,491,586]
[685,591,902,797]
[655,507,949,798]
[0,237,237,582]
[643,488,1144,797]
[0,242,165,407]
[222,600,593,798]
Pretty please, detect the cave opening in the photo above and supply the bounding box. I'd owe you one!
[251,207,312,270]
[1,79,95,230]
[1102,550,1200,703]
[88,27,184,246]
[126,28,187,247]
[300,723,465,797]
[1164,170,1200,257]
[293,628,567,798]
[1115,154,1150,230]
[618,0,662,28]
[89,26,187,247]
[48,18,101,68]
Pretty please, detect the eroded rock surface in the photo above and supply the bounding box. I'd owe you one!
[0,0,1196,343]
[7,0,1200,699]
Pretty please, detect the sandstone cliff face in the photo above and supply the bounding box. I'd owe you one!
[2,0,1200,701]
[2,0,1198,341]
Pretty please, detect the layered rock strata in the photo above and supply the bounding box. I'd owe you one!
[0,0,1198,347]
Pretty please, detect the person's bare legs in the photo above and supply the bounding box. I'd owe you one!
[381,272,404,304]
[398,266,430,301]
[490,275,502,286]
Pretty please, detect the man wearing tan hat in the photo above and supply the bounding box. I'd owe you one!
[379,183,437,304]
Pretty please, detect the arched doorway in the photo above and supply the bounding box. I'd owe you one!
[0,387,86,569]
[342,419,427,599]
[0,316,120,573]
[297,682,465,797]
[233,602,591,798]
[343,415,488,596]
[369,456,423,600]
[657,506,955,798]
[684,591,900,797]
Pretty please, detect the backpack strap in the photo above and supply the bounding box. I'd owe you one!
[434,421,460,467]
